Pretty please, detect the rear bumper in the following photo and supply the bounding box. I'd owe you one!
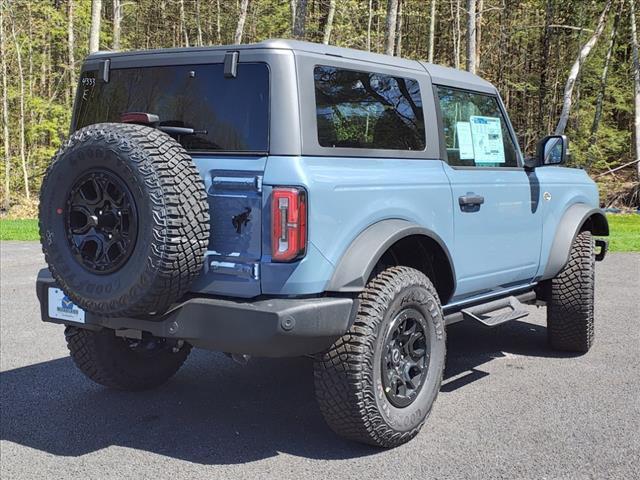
[36,269,355,357]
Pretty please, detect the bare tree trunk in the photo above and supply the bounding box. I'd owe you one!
[9,14,29,199]
[216,0,222,44]
[1,6,10,209]
[466,0,477,73]
[290,0,296,34]
[322,0,336,45]
[384,0,399,55]
[195,0,203,46]
[537,0,553,135]
[428,0,436,62]
[631,0,640,181]
[68,0,76,104]
[555,0,612,135]
[587,1,621,170]
[451,0,461,69]
[179,0,190,47]
[366,0,373,51]
[292,0,307,39]
[395,0,404,56]
[476,0,483,70]
[234,0,250,44]
[89,0,101,53]
[112,0,121,50]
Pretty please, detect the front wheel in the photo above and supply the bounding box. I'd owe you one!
[313,266,446,448]
[65,327,191,391]
[546,230,595,353]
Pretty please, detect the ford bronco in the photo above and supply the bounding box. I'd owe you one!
[36,40,608,448]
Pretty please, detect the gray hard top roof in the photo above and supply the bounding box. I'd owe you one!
[88,39,497,94]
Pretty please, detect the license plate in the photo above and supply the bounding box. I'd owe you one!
[48,288,85,323]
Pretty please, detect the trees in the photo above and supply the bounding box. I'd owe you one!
[631,0,640,181]
[234,0,250,44]
[555,0,612,135]
[428,0,436,63]
[384,0,399,55]
[89,0,101,53]
[322,0,336,45]
[0,0,636,211]
[466,0,477,74]
[292,0,308,39]
[112,0,122,50]
[1,3,10,209]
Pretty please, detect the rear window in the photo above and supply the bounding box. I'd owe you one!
[74,63,269,152]
[314,65,425,151]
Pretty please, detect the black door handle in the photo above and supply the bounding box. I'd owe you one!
[459,193,485,206]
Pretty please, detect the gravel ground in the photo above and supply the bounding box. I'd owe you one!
[1,241,638,480]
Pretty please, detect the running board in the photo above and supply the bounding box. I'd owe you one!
[460,295,530,327]
[444,290,536,327]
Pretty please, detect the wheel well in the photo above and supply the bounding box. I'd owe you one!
[374,234,455,304]
[580,213,609,236]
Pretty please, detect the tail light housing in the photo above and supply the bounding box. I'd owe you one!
[271,187,307,262]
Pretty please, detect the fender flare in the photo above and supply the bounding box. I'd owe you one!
[325,219,456,295]
[540,204,609,280]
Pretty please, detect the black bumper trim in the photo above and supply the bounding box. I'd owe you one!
[36,269,355,357]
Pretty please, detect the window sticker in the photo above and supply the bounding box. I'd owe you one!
[470,116,505,164]
[456,121,475,159]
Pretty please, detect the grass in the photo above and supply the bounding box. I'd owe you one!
[0,218,39,241]
[0,214,638,251]
[606,214,640,252]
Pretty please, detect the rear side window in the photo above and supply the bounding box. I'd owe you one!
[314,65,425,151]
[436,87,519,167]
[74,63,269,152]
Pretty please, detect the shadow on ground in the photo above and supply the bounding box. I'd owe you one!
[1,317,573,465]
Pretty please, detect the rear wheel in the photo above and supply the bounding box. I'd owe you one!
[547,230,595,352]
[314,266,446,448]
[65,326,191,391]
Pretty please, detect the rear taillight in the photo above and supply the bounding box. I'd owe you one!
[271,187,307,262]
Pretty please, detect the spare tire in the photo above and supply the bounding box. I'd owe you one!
[39,123,210,317]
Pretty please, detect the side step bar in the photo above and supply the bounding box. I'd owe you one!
[444,291,536,327]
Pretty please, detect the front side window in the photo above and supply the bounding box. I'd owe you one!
[436,87,519,167]
[74,63,269,152]
[314,65,425,151]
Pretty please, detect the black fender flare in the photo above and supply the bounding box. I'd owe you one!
[325,219,456,297]
[540,204,609,280]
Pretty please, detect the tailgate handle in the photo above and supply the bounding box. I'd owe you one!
[211,175,262,192]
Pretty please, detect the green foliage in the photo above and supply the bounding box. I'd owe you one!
[606,214,640,252]
[0,218,39,241]
[0,0,637,209]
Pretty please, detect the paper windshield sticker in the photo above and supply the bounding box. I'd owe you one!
[470,116,505,164]
[456,121,475,159]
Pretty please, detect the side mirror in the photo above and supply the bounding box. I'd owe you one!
[537,135,568,166]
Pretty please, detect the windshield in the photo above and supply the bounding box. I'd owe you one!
[74,63,269,152]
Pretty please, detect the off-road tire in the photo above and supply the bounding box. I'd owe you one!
[314,266,446,448]
[65,326,191,390]
[547,230,595,352]
[39,123,209,317]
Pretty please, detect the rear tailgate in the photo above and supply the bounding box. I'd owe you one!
[190,157,266,297]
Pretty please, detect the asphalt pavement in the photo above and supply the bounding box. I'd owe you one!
[1,241,638,479]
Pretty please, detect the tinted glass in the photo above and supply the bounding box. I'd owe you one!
[74,63,269,152]
[314,65,425,150]
[436,87,519,167]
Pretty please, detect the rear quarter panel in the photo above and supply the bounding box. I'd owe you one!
[261,156,453,295]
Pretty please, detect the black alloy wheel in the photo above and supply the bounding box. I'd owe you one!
[381,308,430,408]
[65,169,138,274]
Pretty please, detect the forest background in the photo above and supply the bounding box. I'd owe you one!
[1,0,639,218]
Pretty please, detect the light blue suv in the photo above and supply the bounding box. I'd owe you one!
[37,40,608,447]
